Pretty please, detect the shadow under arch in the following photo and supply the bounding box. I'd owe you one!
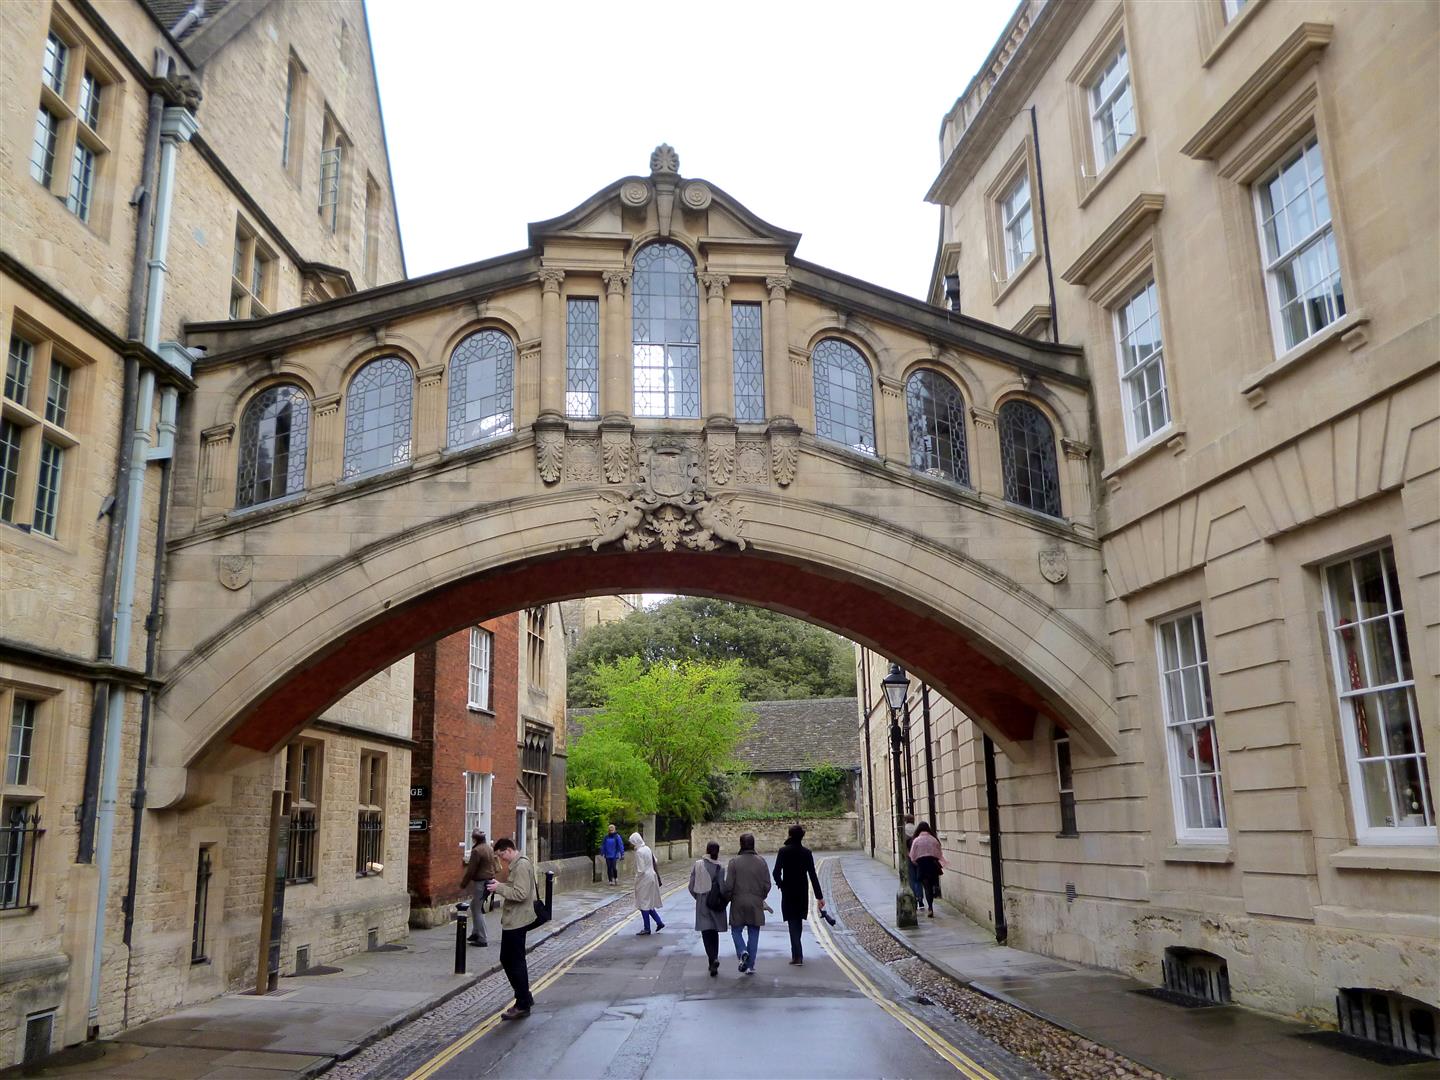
[151,491,1117,807]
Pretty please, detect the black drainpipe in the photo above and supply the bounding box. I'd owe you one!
[862,701,876,857]
[901,696,915,816]
[983,734,1008,944]
[921,685,937,828]
[1029,105,1060,344]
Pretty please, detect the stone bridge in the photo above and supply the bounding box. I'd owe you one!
[152,147,1114,807]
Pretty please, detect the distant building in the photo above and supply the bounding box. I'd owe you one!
[559,594,643,649]
[729,698,861,814]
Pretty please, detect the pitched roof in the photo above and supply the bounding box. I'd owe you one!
[567,697,860,775]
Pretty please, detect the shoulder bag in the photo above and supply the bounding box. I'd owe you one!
[705,862,727,912]
[528,865,551,929]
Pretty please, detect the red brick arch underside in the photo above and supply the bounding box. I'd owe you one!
[226,546,1071,757]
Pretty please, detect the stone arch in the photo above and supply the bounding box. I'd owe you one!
[426,304,529,362]
[150,489,1118,807]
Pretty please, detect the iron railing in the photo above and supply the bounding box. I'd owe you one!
[654,813,691,843]
[536,820,591,861]
[191,847,212,963]
[287,808,317,883]
[356,810,384,877]
[0,805,43,911]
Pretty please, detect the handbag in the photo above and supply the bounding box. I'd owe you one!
[704,862,727,912]
[529,869,551,929]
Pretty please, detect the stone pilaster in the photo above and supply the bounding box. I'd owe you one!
[310,393,343,488]
[764,276,792,423]
[516,341,540,428]
[877,374,907,464]
[1062,438,1093,531]
[414,364,446,460]
[199,423,235,517]
[601,270,630,420]
[699,272,731,423]
[538,269,565,420]
[969,407,1001,500]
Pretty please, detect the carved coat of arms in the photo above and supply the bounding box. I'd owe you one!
[1039,548,1069,584]
[217,554,253,591]
[591,443,746,553]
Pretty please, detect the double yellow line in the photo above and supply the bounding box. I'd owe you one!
[809,860,999,1080]
[405,886,685,1080]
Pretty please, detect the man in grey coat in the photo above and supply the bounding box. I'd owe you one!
[723,832,771,975]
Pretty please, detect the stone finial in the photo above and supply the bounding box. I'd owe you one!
[650,144,680,177]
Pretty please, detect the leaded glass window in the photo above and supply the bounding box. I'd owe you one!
[447,329,514,449]
[906,370,969,485]
[342,357,412,480]
[30,108,59,188]
[731,302,765,423]
[566,298,599,418]
[812,339,876,455]
[632,243,699,418]
[999,400,1061,517]
[236,384,309,508]
[32,442,62,537]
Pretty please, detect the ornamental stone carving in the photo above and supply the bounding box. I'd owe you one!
[736,442,768,485]
[682,180,712,210]
[1039,548,1069,584]
[538,268,565,294]
[620,180,651,208]
[217,554,253,591]
[769,427,799,487]
[565,438,600,482]
[601,427,632,483]
[602,269,631,296]
[650,144,680,176]
[535,426,564,484]
[698,272,730,300]
[590,443,747,553]
[708,442,735,486]
[765,275,792,299]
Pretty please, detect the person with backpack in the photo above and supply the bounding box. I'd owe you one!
[688,840,728,977]
[772,823,825,965]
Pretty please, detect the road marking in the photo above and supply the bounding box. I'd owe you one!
[810,859,1000,1080]
[404,885,687,1080]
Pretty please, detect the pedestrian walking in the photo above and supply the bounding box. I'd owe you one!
[723,832,771,975]
[486,837,536,1019]
[772,824,824,965]
[903,814,922,905]
[908,821,946,918]
[601,824,625,886]
[688,840,727,977]
[630,832,665,934]
[458,830,496,946]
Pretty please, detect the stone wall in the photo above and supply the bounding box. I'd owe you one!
[691,816,861,855]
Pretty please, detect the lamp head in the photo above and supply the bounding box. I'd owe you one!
[882,663,911,712]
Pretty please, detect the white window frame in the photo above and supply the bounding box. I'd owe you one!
[1113,277,1172,449]
[1252,135,1346,356]
[1321,545,1434,845]
[1222,0,1246,22]
[1087,40,1135,170]
[1155,609,1228,844]
[463,771,493,857]
[1000,173,1033,277]
[1054,732,1077,836]
[467,627,493,711]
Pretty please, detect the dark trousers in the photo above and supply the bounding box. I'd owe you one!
[605,857,619,882]
[787,918,804,961]
[701,929,719,964]
[499,928,532,1010]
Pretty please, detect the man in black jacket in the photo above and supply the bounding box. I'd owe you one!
[772,824,825,965]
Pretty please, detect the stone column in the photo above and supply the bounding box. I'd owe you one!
[1062,438,1093,530]
[970,407,1001,500]
[538,268,565,420]
[877,374,907,464]
[764,276,793,423]
[310,393,343,488]
[414,364,445,459]
[699,272,731,423]
[601,270,630,420]
[198,423,235,517]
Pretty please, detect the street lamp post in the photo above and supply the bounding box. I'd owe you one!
[882,663,918,928]
[789,773,802,821]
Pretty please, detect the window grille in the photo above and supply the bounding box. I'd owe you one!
[191,847,212,963]
[1088,42,1135,168]
[0,803,43,910]
[730,302,765,423]
[236,385,309,508]
[812,339,876,455]
[467,627,493,710]
[1054,732,1078,836]
[447,330,514,449]
[319,145,342,230]
[287,808,317,883]
[342,357,412,480]
[1322,546,1430,839]
[1000,173,1034,276]
[998,400,1061,516]
[23,1012,54,1068]
[1338,989,1439,1059]
[565,298,600,417]
[285,742,320,883]
[905,370,969,484]
[1115,279,1170,445]
[1255,137,1345,351]
[632,243,700,418]
[356,752,384,876]
[1161,947,1230,1004]
[1157,610,1226,839]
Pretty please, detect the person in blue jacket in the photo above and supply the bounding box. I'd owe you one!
[601,823,625,885]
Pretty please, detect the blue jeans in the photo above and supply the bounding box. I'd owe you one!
[731,924,760,970]
[641,908,664,931]
[907,859,923,902]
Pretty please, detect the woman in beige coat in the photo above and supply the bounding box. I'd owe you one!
[630,832,665,934]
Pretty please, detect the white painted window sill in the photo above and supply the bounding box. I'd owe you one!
[1163,844,1235,864]
[1078,134,1147,210]
[992,250,1041,306]
[1328,846,1440,873]
[1238,308,1368,402]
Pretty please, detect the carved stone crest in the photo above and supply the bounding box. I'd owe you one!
[736,442,768,485]
[565,438,600,482]
[536,427,564,484]
[638,442,700,498]
[1039,548,1069,584]
[217,554,252,591]
[591,442,746,553]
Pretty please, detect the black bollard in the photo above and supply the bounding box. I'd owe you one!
[545,870,554,915]
[454,905,467,975]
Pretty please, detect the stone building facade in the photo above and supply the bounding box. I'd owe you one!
[858,0,1438,1044]
[407,605,568,929]
[0,0,404,1065]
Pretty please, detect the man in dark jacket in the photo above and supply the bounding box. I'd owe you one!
[772,824,825,965]
[723,833,771,975]
[459,830,496,945]
[600,824,625,885]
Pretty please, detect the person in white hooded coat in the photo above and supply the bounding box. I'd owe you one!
[630,832,665,934]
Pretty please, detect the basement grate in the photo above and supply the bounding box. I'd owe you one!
[1296,1030,1438,1067]
[23,1011,55,1067]
[1133,987,1227,1009]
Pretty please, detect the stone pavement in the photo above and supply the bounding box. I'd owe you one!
[839,853,1440,1080]
[6,879,633,1080]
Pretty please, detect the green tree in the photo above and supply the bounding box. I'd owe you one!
[565,785,627,852]
[567,597,856,707]
[584,657,754,821]
[567,729,659,821]
[800,762,848,811]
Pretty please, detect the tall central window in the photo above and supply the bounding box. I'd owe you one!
[447,329,514,449]
[632,243,699,418]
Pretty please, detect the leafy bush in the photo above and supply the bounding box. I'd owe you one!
[801,763,848,811]
[567,729,658,820]
[565,785,627,852]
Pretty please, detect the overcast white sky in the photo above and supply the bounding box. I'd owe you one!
[367,0,1016,300]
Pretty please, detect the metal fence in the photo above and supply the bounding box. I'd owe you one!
[0,806,43,911]
[654,814,691,843]
[536,820,591,861]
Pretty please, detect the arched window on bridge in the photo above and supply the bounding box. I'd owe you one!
[812,338,876,455]
[447,329,514,449]
[905,369,969,485]
[998,399,1061,517]
[342,356,413,481]
[632,242,699,418]
[235,384,309,509]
